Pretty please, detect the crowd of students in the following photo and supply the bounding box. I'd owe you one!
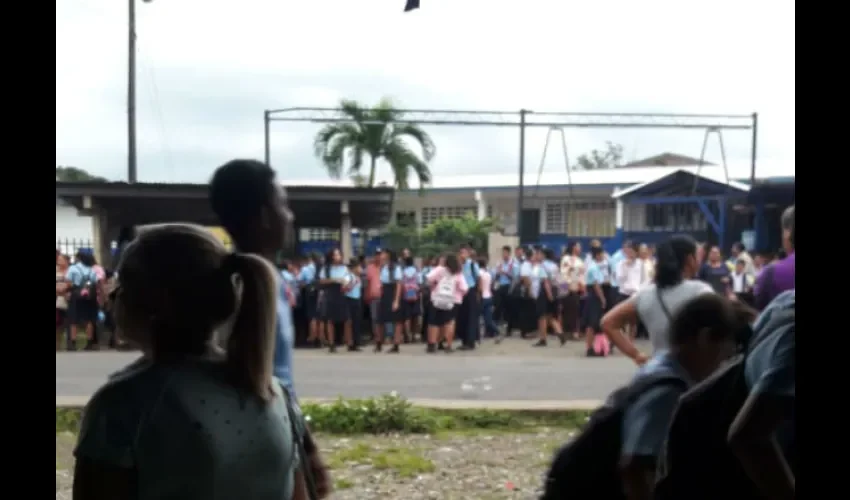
[67,157,793,500]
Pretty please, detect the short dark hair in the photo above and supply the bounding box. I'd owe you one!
[76,250,95,267]
[444,253,460,274]
[209,159,276,242]
[502,245,512,252]
[669,294,738,346]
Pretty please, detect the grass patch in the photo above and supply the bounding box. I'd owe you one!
[327,443,435,478]
[57,394,591,435]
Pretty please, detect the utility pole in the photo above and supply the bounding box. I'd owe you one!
[128,0,152,183]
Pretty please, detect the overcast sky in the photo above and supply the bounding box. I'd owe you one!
[56,0,795,185]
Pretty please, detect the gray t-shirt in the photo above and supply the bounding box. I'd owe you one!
[74,357,298,500]
[633,280,715,352]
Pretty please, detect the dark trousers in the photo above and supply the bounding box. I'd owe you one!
[494,285,510,324]
[457,287,479,347]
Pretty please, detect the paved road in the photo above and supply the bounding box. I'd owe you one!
[57,338,648,402]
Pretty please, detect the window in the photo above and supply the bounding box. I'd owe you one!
[299,228,340,241]
[544,202,567,234]
[421,206,477,227]
[395,211,416,227]
[643,203,707,231]
[565,200,616,237]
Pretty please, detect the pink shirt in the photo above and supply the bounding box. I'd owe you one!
[427,266,469,304]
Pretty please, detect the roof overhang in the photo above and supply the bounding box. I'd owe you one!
[611,169,750,200]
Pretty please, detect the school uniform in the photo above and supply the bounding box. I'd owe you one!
[559,255,585,334]
[400,266,422,320]
[377,264,403,324]
[298,263,318,321]
[582,261,608,332]
[531,263,551,319]
[507,258,524,332]
[731,271,755,306]
[66,263,99,325]
[608,249,625,304]
[318,265,350,324]
[518,260,536,335]
[493,258,516,325]
[420,266,432,329]
[455,259,481,348]
[345,272,363,346]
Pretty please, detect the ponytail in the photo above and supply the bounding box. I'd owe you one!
[655,235,698,289]
[224,253,278,403]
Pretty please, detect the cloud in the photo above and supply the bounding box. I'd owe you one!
[56,0,794,184]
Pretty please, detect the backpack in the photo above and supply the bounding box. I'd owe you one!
[402,272,420,302]
[431,273,456,311]
[73,267,98,302]
[542,372,688,500]
[654,307,795,500]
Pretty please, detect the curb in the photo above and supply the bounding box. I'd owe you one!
[56,396,601,411]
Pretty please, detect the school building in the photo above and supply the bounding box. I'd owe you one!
[336,154,794,255]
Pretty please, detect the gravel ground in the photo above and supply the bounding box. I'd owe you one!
[56,428,575,499]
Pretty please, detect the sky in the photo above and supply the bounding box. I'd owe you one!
[56,0,795,185]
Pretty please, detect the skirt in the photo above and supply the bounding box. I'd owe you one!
[402,299,421,320]
[378,283,403,323]
[320,284,349,323]
[303,287,319,320]
[430,304,457,327]
[582,285,610,332]
[535,292,551,317]
[68,296,98,325]
[561,293,581,333]
[519,296,539,333]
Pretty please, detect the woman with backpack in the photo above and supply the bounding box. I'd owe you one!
[425,253,468,354]
[600,235,714,364]
[66,250,99,351]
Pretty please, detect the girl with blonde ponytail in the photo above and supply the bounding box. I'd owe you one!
[73,224,300,500]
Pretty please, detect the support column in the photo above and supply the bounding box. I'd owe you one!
[340,200,353,259]
[613,187,625,248]
[90,211,112,266]
[475,190,487,221]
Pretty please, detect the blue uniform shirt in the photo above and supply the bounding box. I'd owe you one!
[496,258,515,287]
[66,262,98,287]
[345,271,362,300]
[379,265,403,284]
[274,285,296,398]
[585,261,606,286]
[621,351,692,459]
[609,249,625,287]
[462,260,479,288]
[298,263,316,286]
[318,264,349,281]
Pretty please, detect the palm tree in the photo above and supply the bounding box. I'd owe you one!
[313,98,436,190]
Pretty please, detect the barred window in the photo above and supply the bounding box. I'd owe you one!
[421,206,477,227]
[395,211,416,227]
[299,228,340,241]
[544,202,567,234]
[565,200,616,237]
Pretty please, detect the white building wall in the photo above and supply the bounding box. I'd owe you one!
[391,187,616,237]
[56,201,92,241]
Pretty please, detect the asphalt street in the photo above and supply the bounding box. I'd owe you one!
[56,338,646,402]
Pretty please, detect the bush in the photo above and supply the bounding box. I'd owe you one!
[56,394,590,435]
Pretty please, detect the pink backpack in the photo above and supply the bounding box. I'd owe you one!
[592,333,611,357]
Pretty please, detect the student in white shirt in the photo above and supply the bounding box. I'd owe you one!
[730,259,755,306]
[559,242,585,340]
[615,241,648,341]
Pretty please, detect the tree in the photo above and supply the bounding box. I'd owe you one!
[382,213,497,257]
[573,141,624,170]
[55,166,108,182]
[313,98,436,190]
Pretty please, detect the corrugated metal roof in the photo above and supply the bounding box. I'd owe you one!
[290,162,794,190]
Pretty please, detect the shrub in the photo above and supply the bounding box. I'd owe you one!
[56,393,591,435]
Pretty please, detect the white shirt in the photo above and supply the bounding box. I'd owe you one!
[479,270,493,299]
[731,272,752,293]
[560,255,586,291]
[616,258,647,296]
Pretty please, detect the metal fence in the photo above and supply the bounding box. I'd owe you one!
[56,238,94,258]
